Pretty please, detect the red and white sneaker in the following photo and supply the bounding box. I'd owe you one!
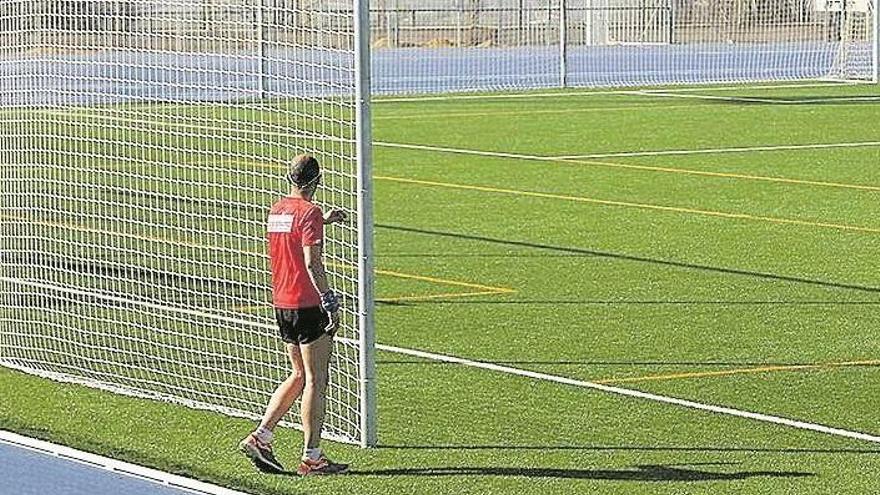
[296,455,350,476]
[238,434,285,474]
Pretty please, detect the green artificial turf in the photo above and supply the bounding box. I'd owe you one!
[2,81,880,494]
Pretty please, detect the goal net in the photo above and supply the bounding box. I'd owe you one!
[0,0,375,447]
[370,0,878,94]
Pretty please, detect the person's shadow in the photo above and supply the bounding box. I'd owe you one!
[352,462,813,482]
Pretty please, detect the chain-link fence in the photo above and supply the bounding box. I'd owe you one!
[1,0,876,96]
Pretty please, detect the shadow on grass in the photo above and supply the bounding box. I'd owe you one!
[376,224,880,295]
[353,463,813,481]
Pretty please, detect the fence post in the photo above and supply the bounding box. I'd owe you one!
[873,0,879,82]
[255,0,268,99]
[386,0,395,48]
[456,0,463,47]
[559,0,568,87]
[519,0,525,38]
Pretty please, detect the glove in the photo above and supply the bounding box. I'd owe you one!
[321,290,340,314]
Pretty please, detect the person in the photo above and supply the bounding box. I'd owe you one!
[239,154,349,476]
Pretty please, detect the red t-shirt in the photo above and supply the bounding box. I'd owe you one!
[267,197,323,309]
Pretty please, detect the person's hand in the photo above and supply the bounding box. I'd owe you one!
[321,290,340,313]
[324,209,348,225]
[321,291,341,336]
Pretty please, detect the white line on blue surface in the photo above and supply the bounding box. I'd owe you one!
[0,430,253,495]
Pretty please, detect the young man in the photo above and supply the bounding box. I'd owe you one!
[239,154,349,476]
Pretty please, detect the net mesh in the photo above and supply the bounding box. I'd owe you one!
[370,0,878,94]
[0,0,372,446]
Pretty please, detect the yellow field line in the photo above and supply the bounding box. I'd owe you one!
[377,290,509,303]
[376,269,515,293]
[4,214,513,303]
[595,359,880,385]
[30,107,880,193]
[205,155,880,193]
[374,269,514,302]
[0,214,229,253]
[375,175,880,235]
[328,265,514,298]
[563,157,880,192]
[179,154,880,194]
[231,287,509,311]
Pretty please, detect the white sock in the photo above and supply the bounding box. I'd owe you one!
[253,426,274,445]
[303,448,322,461]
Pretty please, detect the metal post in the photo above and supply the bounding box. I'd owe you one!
[457,0,463,47]
[385,0,394,48]
[843,0,848,53]
[353,0,377,449]
[559,0,568,87]
[255,0,269,99]
[518,0,525,40]
[873,0,879,82]
[668,0,676,44]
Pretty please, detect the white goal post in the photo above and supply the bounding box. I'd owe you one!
[370,0,879,94]
[0,0,376,447]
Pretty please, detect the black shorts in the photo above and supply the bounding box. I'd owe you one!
[275,307,330,345]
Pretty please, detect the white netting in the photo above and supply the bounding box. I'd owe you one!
[827,0,877,79]
[0,0,374,446]
[370,0,878,94]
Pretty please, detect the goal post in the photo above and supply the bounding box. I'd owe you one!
[354,0,378,449]
[0,0,376,447]
[871,0,880,82]
[369,0,879,94]
[817,0,877,81]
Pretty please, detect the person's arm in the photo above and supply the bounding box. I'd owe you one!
[303,244,330,295]
[301,207,340,332]
[304,245,340,333]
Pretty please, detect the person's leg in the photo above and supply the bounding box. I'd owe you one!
[240,344,305,473]
[300,333,333,452]
[257,344,305,433]
[296,332,348,476]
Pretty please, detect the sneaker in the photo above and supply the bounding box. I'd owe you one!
[296,455,350,476]
[238,434,285,474]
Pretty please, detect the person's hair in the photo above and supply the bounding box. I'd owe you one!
[286,155,321,190]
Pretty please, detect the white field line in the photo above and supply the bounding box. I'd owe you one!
[37,106,880,177]
[630,90,880,105]
[5,277,880,446]
[373,81,860,103]
[43,109,350,144]
[374,90,636,103]
[381,344,880,445]
[6,81,860,114]
[792,96,880,104]
[633,81,861,93]
[374,93,878,122]
[0,430,251,495]
[373,103,700,121]
[554,141,880,160]
[629,91,787,104]
[375,139,880,162]
[376,140,548,161]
